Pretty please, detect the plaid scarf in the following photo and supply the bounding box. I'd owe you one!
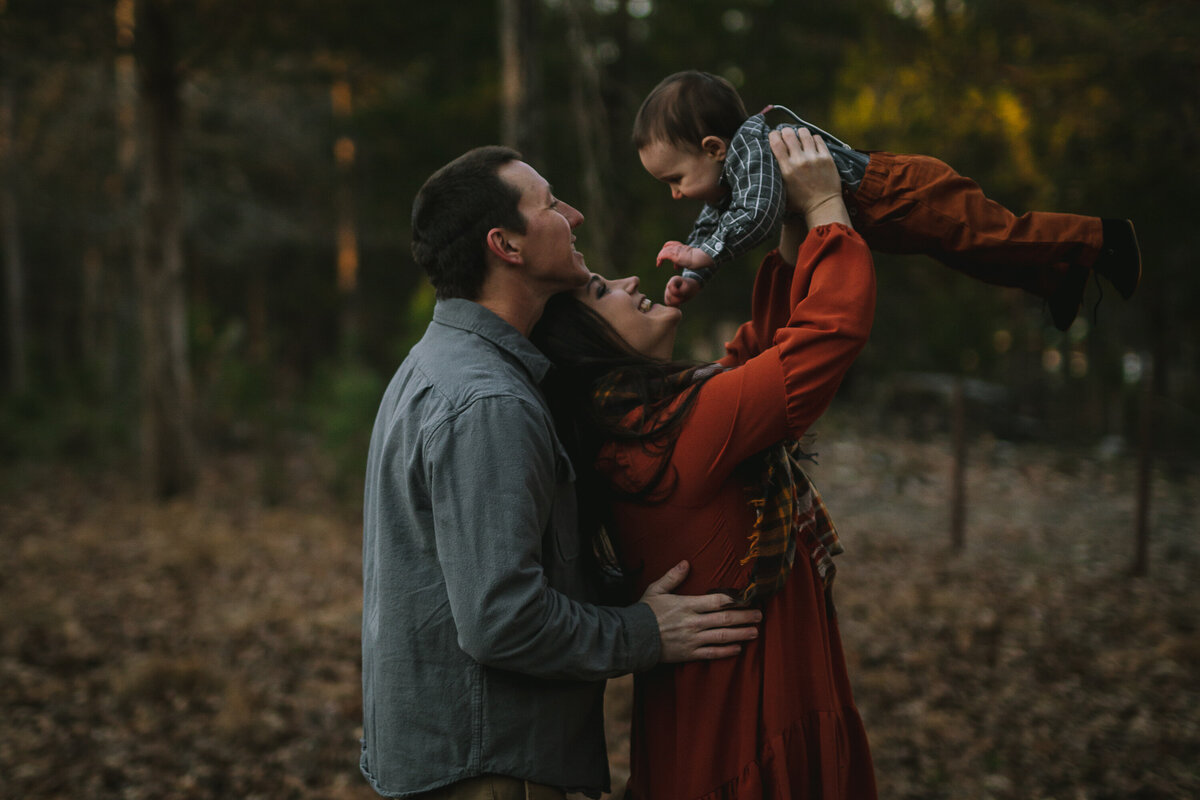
[593,367,843,608]
[737,441,842,607]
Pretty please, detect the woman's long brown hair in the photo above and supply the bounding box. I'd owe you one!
[531,292,719,597]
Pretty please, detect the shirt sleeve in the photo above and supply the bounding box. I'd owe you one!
[686,204,722,250]
[668,224,875,502]
[426,394,660,680]
[689,115,785,266]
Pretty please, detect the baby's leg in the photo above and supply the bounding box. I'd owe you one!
[846,152,1103,299]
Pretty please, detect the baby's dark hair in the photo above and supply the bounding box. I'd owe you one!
[632,70,749,151]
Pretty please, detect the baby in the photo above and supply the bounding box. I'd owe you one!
[634,70,1140,330]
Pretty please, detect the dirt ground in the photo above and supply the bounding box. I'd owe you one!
[2,428,1197,799]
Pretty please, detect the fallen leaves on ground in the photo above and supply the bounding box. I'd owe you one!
[1,432,1196,799]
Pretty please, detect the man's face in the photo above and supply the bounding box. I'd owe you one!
[638,139,727,205]
[498,160,590,292]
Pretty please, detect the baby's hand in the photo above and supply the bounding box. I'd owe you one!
[664,275,702,307]
[656,241,714,272]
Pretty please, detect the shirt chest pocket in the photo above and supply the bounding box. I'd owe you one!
[545,445,580,563]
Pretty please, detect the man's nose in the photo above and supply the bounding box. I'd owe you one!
[670,186,683,200]
[561,201,584,227]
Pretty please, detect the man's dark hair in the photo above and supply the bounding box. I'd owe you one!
[411,146,527,300]
[632,70,749,151]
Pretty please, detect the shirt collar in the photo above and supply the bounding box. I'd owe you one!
[714,112,769,209]
[432,298,552,383]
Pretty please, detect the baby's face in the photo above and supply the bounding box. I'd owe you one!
[638,139,727,205]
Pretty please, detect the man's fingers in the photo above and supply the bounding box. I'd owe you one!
[642,560,690,597]
[648,588,764,662]
[685,626,759,661]
[691,645,744,660]
[696,623,759,644]
[698,607,763,630]
[677,595,763,630]
[681,591,759,616]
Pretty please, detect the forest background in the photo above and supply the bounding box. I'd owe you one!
[1,1,1198,798]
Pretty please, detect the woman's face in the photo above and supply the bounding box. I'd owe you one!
[574,274,681,360]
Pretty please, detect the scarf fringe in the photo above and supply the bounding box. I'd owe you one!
[735,441,842,607]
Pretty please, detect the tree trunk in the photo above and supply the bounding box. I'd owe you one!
[80,246,103,381]
[135,0,196,498]
[1,71,29,395]
[100,0,139,399]
[949,376,967,552]
[565,0,614,275]
[1131,289,1168,577]
[1131,348,1153,577]
[498,0,541,161]
[331,71,359,356]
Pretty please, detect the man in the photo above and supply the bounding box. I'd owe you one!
[361,146,762,799]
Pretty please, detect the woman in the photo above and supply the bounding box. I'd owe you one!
[531,126,878,799]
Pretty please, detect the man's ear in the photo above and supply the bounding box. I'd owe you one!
[485,227,522,265]
[700,135,728,162]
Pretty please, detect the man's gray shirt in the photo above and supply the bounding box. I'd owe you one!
[360,298,660,798]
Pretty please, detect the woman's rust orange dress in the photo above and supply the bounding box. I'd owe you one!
[598,225,880,799]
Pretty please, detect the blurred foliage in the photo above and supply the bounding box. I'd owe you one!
[1,4,1197,796]
[0,387,131,462]
[0,0,1197,470]
[308,358,384,501]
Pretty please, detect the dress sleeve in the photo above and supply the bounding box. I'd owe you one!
[664,224,875,503]
[719,248,800,368]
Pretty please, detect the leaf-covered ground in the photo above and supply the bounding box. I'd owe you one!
[2,431,1197,799]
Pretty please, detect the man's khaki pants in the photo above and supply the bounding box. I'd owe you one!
[413,775,566,800]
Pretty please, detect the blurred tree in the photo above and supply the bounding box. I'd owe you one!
[330,65,361,355]
[563,0,619,275]
[0,0,113,398]
[1,48,27,395]
[0,0,1196,484]
[830,0,1199,438]
[133,0,196,498]
[500,0,544,161]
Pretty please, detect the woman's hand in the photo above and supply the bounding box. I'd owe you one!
[769,126,851,229]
